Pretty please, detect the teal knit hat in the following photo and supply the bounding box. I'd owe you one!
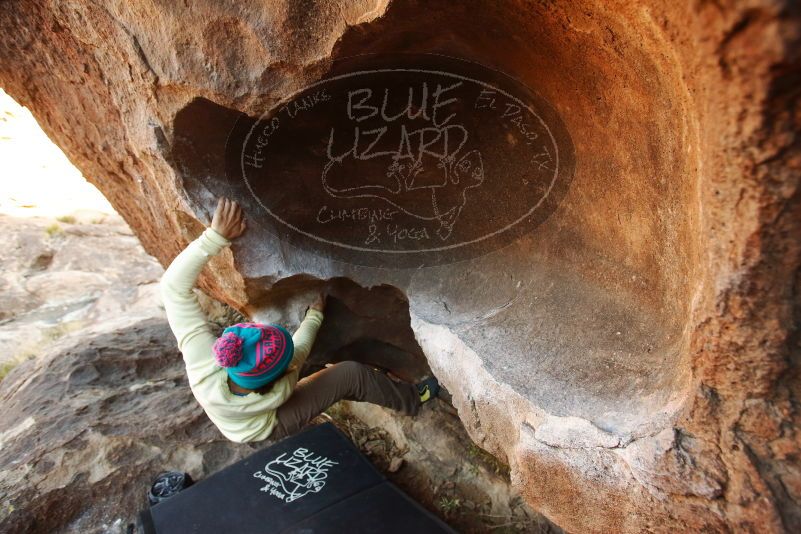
[212,323,294,390]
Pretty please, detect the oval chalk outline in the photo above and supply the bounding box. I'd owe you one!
[239,67,561,254]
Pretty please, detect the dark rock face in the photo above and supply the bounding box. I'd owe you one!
[302,279,431,382]
[0,319,256,532]
[172,54,575,269]
[0,1,799,531]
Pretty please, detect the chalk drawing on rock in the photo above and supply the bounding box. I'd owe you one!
[322,148,484,240]
[229,53,575,268]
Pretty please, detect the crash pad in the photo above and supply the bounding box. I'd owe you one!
[139,423,454,533]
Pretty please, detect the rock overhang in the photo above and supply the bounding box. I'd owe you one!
[171,1,696,440]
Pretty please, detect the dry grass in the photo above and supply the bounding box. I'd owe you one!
[321,403,553,533]
[44,223,62,237]
[4,321,87,377]
[0,360,20,382]
[323,403,407,472]
[467,442,510,478]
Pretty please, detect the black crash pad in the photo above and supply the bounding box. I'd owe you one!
[139,423,455,533]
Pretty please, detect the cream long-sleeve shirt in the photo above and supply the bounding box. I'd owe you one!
[159,227,324,443]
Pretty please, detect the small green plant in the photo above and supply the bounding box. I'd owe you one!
[56,215,76,224]
[44,223,62,237]
[438,497,461,513]
[0,360,18,382]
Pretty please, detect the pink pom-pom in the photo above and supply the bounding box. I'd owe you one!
[213,332,243,367]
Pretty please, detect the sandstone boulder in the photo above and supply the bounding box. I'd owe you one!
[0,318,256,532]
[0,214,164,368]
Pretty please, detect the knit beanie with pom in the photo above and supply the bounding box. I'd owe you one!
[212,323,294,390]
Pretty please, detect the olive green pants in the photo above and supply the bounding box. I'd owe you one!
[271,361,421,440]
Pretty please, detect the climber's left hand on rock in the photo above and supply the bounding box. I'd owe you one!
[211,197,246,240]
[309,293,326,312]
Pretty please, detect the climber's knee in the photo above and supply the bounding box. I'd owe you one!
[330,360,369,396]
[331,360,364,375]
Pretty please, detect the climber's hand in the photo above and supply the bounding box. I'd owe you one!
[309,293,326,312]
[211,197,246,240]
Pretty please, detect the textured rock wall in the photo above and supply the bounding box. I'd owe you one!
[0,318,258,531]
[1,1,799,532]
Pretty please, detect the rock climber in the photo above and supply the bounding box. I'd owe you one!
[159,197,440,443]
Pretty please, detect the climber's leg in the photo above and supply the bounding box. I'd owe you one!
[271,361,421,439]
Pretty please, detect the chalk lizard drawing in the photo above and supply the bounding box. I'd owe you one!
[321,149,485,240]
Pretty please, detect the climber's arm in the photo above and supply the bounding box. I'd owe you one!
[159,226,231,352]
[291,309,325,369]
[280,297,325,389]
[159,198,246,379]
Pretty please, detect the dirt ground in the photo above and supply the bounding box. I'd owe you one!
[320,399,561,533]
